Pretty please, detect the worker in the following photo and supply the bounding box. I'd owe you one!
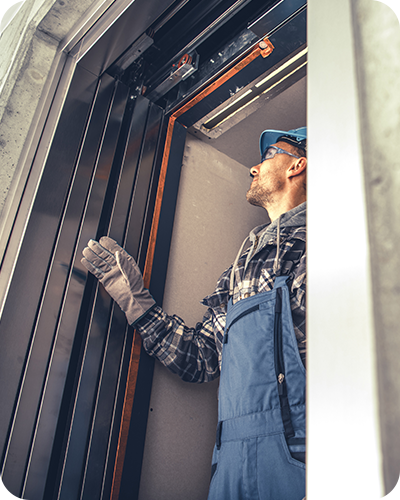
[81,127,307,500]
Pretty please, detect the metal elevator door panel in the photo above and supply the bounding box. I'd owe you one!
[0,60,164,499]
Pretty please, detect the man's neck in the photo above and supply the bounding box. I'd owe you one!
[266,196,306,222]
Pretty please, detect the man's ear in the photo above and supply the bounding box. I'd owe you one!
[287,157,307,178]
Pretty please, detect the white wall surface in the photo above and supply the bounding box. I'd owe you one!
[307,0,384,498]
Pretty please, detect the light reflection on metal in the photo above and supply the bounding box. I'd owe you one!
[207,89,253,124]
[202,47,307,131]
[248,0,306,38]
[146,51,199,101]
[116,32,154,72]
[255,47,308,87]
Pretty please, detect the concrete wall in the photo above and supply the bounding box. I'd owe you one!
[351,0,400,494]
[0,0,109,237]
[308,0,400,497]
[138,134,266,500]
[0,0,24,34]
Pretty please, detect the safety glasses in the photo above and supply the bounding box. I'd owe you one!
[261,146,300,162]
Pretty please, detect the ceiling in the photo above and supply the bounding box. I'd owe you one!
[188,74,307,168]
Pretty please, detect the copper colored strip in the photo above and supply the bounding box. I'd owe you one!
[110,115,177,500]
[173,37,274,119]
[143,115,177,288]
[110,36,274,500]
[141,38,274,282]
[143,37,274,288]
[110,330,142,500]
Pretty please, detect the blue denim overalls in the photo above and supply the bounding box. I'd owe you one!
[207,233,306,500]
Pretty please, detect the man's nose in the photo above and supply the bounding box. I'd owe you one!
[250,164,259,177]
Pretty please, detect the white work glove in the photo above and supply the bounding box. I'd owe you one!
[81,236,155,325]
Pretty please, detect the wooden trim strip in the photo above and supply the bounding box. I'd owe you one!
[110,36,273,500]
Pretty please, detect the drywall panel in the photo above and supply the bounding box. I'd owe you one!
[138,134,266,500]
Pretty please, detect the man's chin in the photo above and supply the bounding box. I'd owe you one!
[246,191,262,207]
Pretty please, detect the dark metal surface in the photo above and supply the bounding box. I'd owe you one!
[0,59,164,499]
[0,0,308,498]
[248,0,306,38]
[140,0,279,107]
[176,7,306,129]
[1,72,117,498]
[117,120,187,500]
[58,95,161,500]
[107,32,154,80]
[141,0,255,96]
[165,28,258,114]
[77,0,177,77]
[146,51,200,103]
[200,49,307,133]
[148,122,188,306]
[0,63,99,479]
[49,80,129,498]
[166,0,307,116]
[77,97,162,499]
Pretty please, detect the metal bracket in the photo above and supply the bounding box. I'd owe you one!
[145,51,199,101]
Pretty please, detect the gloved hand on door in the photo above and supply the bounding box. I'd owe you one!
[81,236,155,325]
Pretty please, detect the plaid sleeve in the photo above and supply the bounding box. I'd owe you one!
[134,305,220,383]
[290,251,306,366]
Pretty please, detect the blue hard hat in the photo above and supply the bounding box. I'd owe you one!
[259,127,307,157]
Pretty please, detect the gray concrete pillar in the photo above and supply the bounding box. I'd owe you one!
[308,0,384,497]
[0,0,109,257]
[351,0,400,494]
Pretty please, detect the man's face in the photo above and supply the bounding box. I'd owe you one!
[246,141,295,209]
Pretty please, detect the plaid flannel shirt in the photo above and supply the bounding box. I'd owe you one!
[135,205,306,383]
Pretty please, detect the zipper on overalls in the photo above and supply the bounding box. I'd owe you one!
[274,288,284,389]
[274,286,295,439]
[224,304,260,344]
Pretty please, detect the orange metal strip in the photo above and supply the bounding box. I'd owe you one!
[110,36,273,500]
[110,116,177,500]
[173,37,274,119]
[143,116,177,287]
[141,38,274,281]
[110,330,142,500]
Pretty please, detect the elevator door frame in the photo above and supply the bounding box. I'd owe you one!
[0,1,310,499]
[116,6,307,497]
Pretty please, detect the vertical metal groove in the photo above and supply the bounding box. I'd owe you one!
[1,75,103,493]
[21,77,116,499]
[77,95,150,500]
[48,82,131,500]
[109,99,165,500]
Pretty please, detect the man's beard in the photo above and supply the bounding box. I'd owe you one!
[246,183,273,208]
[246,175,283,208]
